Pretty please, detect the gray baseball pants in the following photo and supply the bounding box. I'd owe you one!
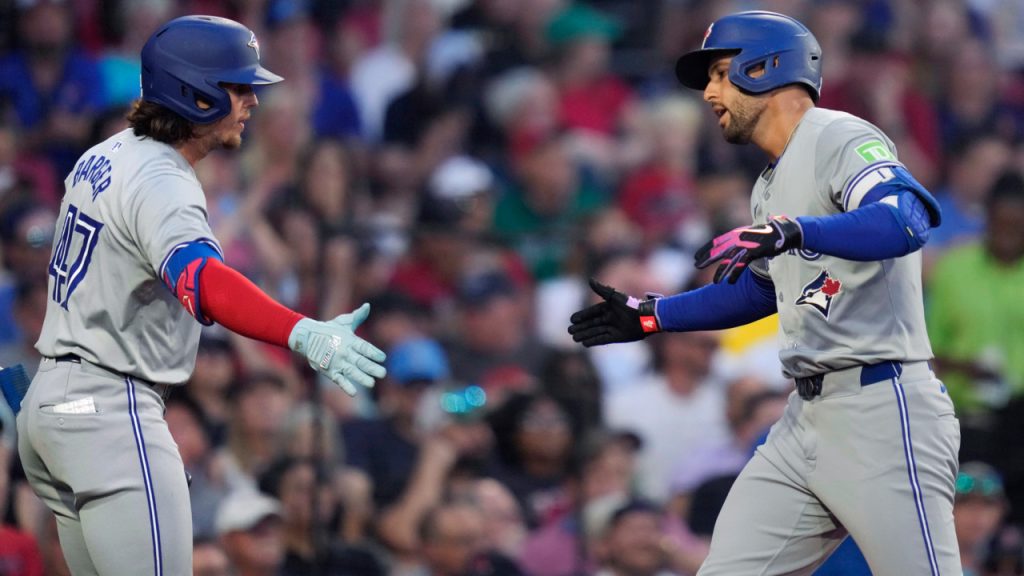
[698,361,962,575]
[17,356,191,575]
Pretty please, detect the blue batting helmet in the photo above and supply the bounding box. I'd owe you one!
[675,11,822,101]
[140,15,283,124]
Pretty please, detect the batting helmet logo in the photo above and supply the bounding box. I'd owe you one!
[701,23,714,49]
[247,32,260,60]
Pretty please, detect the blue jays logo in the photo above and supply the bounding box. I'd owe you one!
[248,32,260,60]
[795,269,843,319]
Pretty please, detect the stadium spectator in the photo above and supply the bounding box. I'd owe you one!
[486,391,576,527]
[0,0,106,178]
[594,499,701,576]
[605,331,730,502]
[401,501,524,576]
[192,537,231,576]
[446,269,547,385]
[0,423,43,576]
[928,171,1024,457]
[955,462,1010,576]
[492,129,608,280]
[258,456,386,575]
[517,427,643,575]
[343,337,454,510]
[216,490,286,576]
[350,0,444,142]
[0,279,46,378]
[668,380,786,520]
[926,135,1013,258]
[165,392,230,540]
[216,372,295,492]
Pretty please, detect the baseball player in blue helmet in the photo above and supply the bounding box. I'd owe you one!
[570,11,959,574]
[16,15,386,574]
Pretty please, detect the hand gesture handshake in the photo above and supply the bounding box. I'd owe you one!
[567,279,661,347]
[288,303,387,396]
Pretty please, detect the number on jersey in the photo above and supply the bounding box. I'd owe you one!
[48,203,103,309]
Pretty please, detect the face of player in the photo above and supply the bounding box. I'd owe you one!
[203,83,258,150]
[703,56,768,145]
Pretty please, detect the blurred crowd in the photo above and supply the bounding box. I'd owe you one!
[1,0,1024,574]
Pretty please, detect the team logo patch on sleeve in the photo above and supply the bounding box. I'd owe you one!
[795,269,842,319]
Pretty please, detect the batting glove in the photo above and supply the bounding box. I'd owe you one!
[288,303,387,396]
[568,279,661,347]
[694,216,802,284]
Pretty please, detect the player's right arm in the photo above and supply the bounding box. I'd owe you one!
[568,271,776,347]
[163,254,385,396]
[128,166,385,394]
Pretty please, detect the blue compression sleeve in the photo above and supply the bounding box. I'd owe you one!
[655,269,777,331]
[796,164,941,261]
[796,191,932,261]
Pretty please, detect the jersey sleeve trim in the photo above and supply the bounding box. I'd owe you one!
[159,237,223,281]
[161,240,224,326]
[842,161,903,212]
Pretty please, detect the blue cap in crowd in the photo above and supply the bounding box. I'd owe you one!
[387,338,450,385]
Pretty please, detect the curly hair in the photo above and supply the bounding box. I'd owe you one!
[126,100,197,146]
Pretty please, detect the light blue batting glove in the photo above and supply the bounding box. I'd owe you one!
[287,303,387,396]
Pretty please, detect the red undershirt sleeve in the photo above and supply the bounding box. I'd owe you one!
[197,258,304,347]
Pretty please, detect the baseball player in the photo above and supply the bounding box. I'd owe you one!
[569,11,960,575]
[15,16,386,575]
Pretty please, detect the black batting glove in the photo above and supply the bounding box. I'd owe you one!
[568,279,661,347]
[694,216,802,284]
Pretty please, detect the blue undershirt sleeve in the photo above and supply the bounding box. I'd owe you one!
[655,269,777,331]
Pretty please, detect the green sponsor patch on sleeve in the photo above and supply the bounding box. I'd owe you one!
[855,140,895,162]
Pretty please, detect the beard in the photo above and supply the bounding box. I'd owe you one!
[220,131,242,150]
[722,98,766,145]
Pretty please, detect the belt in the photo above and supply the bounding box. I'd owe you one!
[795,361,903,400]
[52,354,174,401]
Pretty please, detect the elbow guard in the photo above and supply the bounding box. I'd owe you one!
[161,240,224,325]
[856,165,941,252]
[881,192,932,251]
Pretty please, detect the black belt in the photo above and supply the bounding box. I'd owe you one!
[51,354,173,400]
[795,361,903,400]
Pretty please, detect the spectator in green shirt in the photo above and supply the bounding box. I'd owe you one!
[927,171,1024,419]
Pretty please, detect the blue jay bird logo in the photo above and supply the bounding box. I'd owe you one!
[248,32,260,60]
[796,269,843,319]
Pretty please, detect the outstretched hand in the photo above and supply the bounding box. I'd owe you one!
[288,303,387,395]
[568,279,660,347]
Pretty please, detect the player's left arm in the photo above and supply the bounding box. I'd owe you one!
[793,163,941,261]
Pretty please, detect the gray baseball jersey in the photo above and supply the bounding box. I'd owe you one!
[748,107,932,379]
[37,127,221,384]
